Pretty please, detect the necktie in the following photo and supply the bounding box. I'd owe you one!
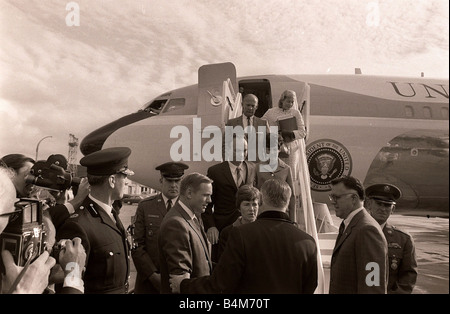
[194,216,208,241]
[236,167,242,187]
[166,199,172,211]
[112,209,125,235]
[335,221,345,244]
[109,211,116,224]
[193,216,202,230]
[247,116,251,128]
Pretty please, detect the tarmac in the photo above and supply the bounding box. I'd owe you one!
[119,203,449,294]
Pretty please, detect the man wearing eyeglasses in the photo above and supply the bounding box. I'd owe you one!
[365,183,417,294]
[56,147,134,294]
[328,176,388,294]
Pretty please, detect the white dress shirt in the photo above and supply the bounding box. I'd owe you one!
[89,194,115,223]
[342,207,364,232]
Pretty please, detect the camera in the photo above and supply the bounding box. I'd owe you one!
[25,155,81,192]
[0,198,47,271]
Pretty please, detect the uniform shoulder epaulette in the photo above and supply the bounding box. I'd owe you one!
[68,204,86,220]
[80,203,100,217]
[391,225,412,237]
[141,194,159,202]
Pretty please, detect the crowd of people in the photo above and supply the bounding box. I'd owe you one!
[0,89,417,294]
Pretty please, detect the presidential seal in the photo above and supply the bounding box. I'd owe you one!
[306,139,352,191]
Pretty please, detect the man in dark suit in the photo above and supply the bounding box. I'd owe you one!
[329,176,388,294]
[56,147,134,294]
[131,162,188,294]
[203,135,256,261]
[226,94,270,162]
[170,179,318,294]
[365,183,418,294]
[158,173,213,294]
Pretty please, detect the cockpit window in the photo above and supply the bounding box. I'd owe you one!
[140,99,168,114]
[162,98,185,113]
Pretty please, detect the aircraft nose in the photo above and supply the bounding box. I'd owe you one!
[80,128,110,155]
[80,111,155,155]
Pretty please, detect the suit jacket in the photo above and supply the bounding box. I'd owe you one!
[158,202,212,294]
[131,193,170,294]
[226,115,270,130]
[56,196,130,294]
[203,161,256,232]
[181,211,318,294]
[330,209,388,294]
[383,222,418,294]
[226,115,270,163]
[256,158,296,221]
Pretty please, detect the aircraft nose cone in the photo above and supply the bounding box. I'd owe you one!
[80,111,156,156]
[80,129,108,155]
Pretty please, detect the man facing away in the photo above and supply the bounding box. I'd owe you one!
[131,161,188,294]
[329,175,388,294]
[365,183,418,294]
[170,179,318,294]
[158,172,213,294]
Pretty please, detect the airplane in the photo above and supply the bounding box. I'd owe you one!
[80,62,449,218]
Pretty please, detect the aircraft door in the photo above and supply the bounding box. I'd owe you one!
[238,79,272,118]
[198,62,238,128]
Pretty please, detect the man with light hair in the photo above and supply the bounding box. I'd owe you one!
[158,172,214,293]
[170,179,318,294]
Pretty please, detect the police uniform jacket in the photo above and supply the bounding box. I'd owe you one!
[56,196,130,294]
[203,161,256,232]
[330,209,388,294]
[180,211,318,294]
[383,222,418,294]
[158,202,212,294]
[131,193,170,294]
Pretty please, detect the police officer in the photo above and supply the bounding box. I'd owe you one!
[56,147,134,294]
[365,183,418,294]
[131,161,189,294]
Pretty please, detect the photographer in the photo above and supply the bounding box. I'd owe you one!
[0,154,34,198]
[0,166,55,293]
[0,165,86,294]
[1,153,90,230]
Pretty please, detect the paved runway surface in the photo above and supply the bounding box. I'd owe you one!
[119,204,449,294]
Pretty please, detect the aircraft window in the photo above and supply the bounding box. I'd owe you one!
[423,106,432,119]
[405,105,414,118]
[441,107,449,119]
[141,99,167,114]
[163,98,185,113]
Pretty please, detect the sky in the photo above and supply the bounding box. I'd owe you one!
[0,0,449,162]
